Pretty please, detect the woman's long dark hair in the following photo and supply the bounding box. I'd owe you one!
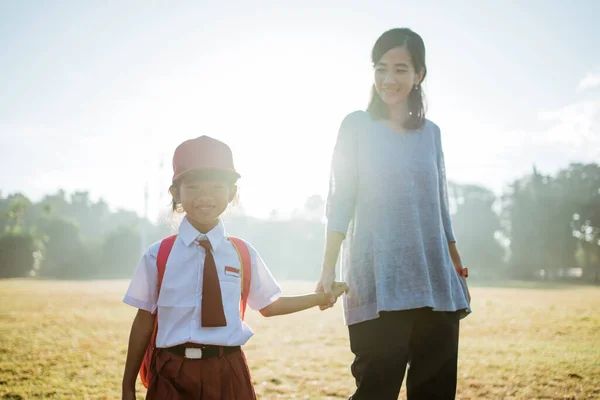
[367,28,427,130]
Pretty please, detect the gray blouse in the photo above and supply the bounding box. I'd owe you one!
[326,111,471,326]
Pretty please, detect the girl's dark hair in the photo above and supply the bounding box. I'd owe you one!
[367,28,427,130]
[169,169,239,213]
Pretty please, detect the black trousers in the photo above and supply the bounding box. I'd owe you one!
[348,308,460,400]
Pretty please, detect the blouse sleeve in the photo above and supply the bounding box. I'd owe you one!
[434,124,457,243]
[325,112,362,235]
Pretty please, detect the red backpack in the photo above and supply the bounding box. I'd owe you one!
[139,234,252,388]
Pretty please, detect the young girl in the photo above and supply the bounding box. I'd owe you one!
[316,28,471,399]
[121,135,348,400]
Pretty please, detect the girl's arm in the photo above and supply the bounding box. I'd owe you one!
[260,282,348,317]
[122,309,155,393]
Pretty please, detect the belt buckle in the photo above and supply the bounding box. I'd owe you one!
[185,348,203,359]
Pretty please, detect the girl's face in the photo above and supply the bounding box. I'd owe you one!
[374,46,423,107]
[175,177,236,232]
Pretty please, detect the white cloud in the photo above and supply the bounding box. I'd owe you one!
[444,89,600,195]
[498,98,599,183]
[537,100,600,145]
[577,72,600,92]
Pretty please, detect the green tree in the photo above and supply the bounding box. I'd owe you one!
[99,225,142,278]
[449,183,505,278]
[0,232,36,278]
[563,163,600,281]
[37,217,92,279]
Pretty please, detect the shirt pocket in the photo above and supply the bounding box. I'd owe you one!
[217,254,243,285]
[217,257,243,312]
[157,267,199,307]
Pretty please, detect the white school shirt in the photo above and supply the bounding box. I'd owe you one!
[123,217,282,348]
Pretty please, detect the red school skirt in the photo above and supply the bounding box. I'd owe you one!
[146,347,256,400]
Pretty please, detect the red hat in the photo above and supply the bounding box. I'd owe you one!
[172,135,240,182]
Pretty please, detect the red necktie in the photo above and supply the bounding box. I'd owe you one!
[198,240,227,327]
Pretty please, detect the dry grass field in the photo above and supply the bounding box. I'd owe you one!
[1,280,599,399]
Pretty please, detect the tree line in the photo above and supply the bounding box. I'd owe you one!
[1,162,599,282]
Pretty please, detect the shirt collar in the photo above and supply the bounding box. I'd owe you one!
[178,217,227,250]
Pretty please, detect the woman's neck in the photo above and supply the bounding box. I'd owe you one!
[387,101,409,127]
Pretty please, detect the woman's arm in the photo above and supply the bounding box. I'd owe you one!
[316,231,345,308]
[317,113,361,307]
[435,126,471,303]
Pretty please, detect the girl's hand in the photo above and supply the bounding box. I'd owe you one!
[122,387,136,400]
[315,270,336,310]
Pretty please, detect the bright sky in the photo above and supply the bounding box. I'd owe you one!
[1,1,599,220]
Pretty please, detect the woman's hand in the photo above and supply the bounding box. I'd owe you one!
[461,275,471,304]
[448,242,471,304]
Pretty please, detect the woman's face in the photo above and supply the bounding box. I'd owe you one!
[374,46,423,107]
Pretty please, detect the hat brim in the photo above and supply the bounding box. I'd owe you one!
[173,168,241,183]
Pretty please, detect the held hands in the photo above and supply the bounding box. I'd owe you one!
[316,270,348,310]
[317,281,348,309]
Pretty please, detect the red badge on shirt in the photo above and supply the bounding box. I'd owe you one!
[225,266,241,277]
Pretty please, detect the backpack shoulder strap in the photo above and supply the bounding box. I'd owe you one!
[228,236,252,320]
[139,234,177,389]
[157,234,177,287]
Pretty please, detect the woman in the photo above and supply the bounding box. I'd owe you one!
[317,28,471,400]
